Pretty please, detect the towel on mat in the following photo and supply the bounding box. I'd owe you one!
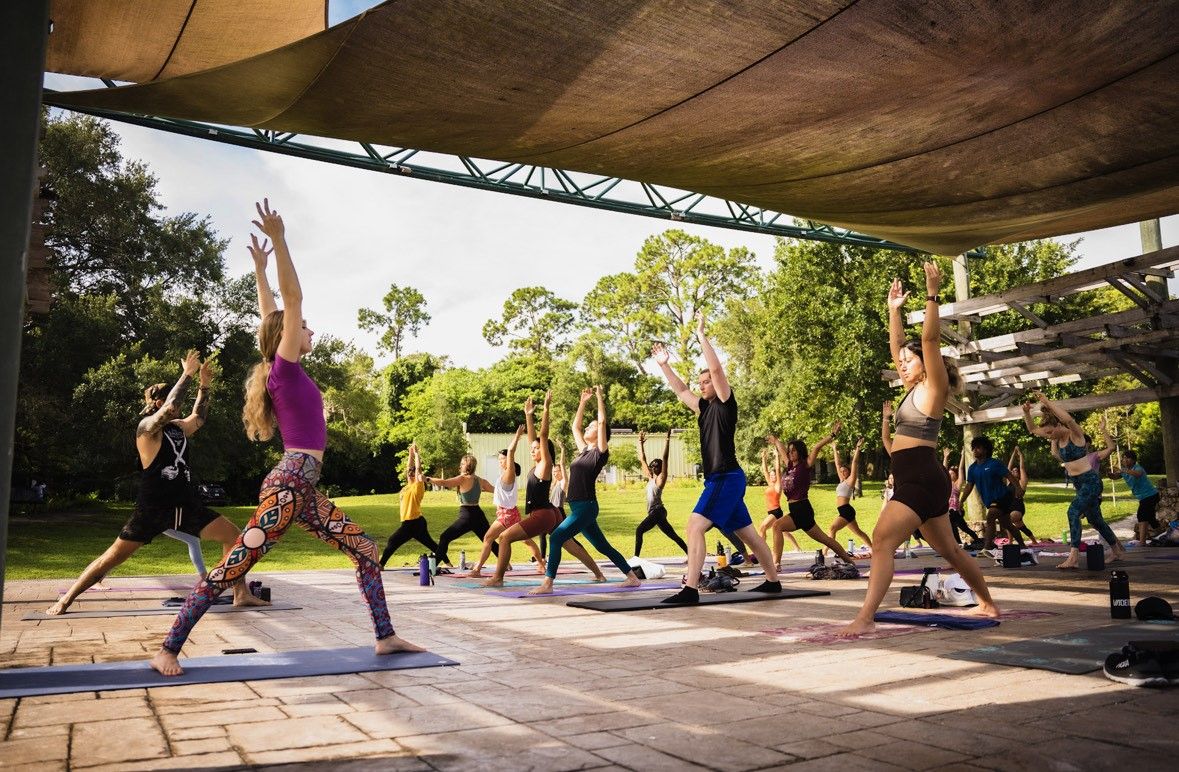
[874,611,1000,629]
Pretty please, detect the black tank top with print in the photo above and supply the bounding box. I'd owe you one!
[138,424,196,508]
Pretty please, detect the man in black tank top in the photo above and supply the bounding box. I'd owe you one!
[652,313,782,604]
[48,352,267,615]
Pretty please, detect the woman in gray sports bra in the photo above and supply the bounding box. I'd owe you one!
[828,437,872,554]
[634,429,689,557]
[427,455,495,567]
[839,264,999,637]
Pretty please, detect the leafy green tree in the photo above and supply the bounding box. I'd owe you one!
[482,286,577,358]
[608,442,641,476]
[357,283,430,359]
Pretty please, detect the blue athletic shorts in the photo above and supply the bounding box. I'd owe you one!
[694,467,752,532]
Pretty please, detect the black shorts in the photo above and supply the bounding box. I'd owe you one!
[836,503,857,522]
[1137,493,1160,524]
[785,499,817,532]
[767,507,784,519]
[1008,496,1025,515]
[120,502,221,544]
[890,447,951,522]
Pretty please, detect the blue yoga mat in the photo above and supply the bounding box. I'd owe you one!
[874,611,1000,629]
[0,647,458,699]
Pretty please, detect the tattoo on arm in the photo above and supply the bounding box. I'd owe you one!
[137,373,192,437]
[193,387,210,422]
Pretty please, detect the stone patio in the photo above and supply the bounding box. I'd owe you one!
[3,534,1178,771]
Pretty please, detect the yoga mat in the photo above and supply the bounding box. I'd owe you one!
[449,578,600,589]
[874,611,1000,630]
[23,602,301,620]
[496,581,681,598]
[0,647,457,699]
[946,621,1179,675]
[762,623,929,645]
[163,596,231,606]
[567,588,830,612]
[58,585,195,594]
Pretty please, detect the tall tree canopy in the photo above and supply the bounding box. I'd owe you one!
[356,283,430,359]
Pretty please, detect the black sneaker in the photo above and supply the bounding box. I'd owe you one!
[749,580,782,593]
[661,586,700,605]
[1103,644,1170,687]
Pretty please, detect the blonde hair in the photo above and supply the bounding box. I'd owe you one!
[242,310,284,441]
[459,454,477,475]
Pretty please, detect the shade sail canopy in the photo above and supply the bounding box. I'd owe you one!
[46,0,1179,254]
[46,0,327,82]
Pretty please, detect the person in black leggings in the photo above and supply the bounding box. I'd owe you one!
[428,455,496,567]
[635,429,689,557]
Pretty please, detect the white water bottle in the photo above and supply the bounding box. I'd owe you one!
[847,538,855,553]
[459,550,467,570]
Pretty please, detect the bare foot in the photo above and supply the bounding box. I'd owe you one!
[465,568,484,578]
[149,648,184,676]
[528,579,555,596]
[45,600,69,616]
[1109,545,1126,563]
[482,578,504,588]
[592,574,607,582]
[620,575,641,588]
[972,601,1002,619]
[375,634,426,655]
[233,586,271,607]
[1057,558,1079,570]
[836,618,876,638]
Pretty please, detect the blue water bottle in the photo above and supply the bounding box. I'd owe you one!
[418,554,431,586]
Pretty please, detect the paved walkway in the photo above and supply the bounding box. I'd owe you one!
[3,532,1178,770]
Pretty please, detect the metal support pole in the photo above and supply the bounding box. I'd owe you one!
[1141,219,1179,485]
[952,253,982,523]
[0,0,49,633]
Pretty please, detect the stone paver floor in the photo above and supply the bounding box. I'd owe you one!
[3,532,1178,770]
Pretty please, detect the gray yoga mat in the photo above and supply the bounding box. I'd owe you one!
[568,587,830,612]
[23,601,301,620]
[496,581,681,598]
[945,620,1179,674]
[0,647,458,699]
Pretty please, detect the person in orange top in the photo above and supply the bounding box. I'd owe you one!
[757,444,800,567]
[380,443,441,567]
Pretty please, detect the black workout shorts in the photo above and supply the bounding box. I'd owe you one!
[836,503,857,522]
[786,499,817,532]
[767,507,784,519]
[1007,495,1026,516]
[120,502,221,544]
[1137,493,1161,524]
[890,447,951,523]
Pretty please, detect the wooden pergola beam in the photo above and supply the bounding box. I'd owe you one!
[957,386,1179,425]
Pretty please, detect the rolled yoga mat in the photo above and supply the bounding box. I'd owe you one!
[945,620,1179,674]
[567,587,829,612]
[873,611,1000,630]
[0,647,458,699]
[23,601,301,620]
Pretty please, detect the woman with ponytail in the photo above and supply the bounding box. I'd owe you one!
[150,200,421,676]
[839,263,999,637]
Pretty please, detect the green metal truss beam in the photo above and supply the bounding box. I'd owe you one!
[47,90,959,255]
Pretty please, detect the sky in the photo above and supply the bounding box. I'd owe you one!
[43,0,1179,372]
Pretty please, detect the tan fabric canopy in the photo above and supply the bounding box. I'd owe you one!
[46,0,1179,254]
[46,0,327,82]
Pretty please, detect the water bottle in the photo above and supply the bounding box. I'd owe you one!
[428,555,438,577]
[1109,570,1130,618]
[717,540,727,568]
[459,550,467,571]
[815,548,825,566]
[418,554,431,586]
[847,538,855,554]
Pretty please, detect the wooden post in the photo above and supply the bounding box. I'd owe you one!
[951,253,983,523]
[1141,219,1179,485]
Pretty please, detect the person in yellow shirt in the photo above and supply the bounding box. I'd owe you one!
[380,443,441,567]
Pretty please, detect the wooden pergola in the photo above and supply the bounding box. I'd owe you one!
[889,245,1179,425]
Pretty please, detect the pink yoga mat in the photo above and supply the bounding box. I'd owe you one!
[761,623,927,645]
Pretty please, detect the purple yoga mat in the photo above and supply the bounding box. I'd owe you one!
[59,585,195,594]
[494,581,681,598]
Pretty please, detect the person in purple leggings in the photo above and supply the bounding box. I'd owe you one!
[150,200,422,676]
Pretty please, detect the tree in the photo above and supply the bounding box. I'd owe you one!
[581,229,757,378]
[482,286,577,358]
[356,283,430,359]
[609,442,641,477]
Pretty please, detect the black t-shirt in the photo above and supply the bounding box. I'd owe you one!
[568,447,609,502]
[697,391,739,476]
[525,469,552,513]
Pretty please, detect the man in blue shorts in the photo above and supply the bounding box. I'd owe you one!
[653,312,780,604]
[958,435,1021,553]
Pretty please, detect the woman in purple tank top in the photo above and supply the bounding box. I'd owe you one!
[150,200,422,676]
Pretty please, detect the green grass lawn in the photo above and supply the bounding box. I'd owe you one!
[6,480,1140,580]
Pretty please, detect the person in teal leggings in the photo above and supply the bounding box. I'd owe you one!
[529,386,640,595]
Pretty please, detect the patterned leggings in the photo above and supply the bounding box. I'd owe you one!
[1067,471,1117,549]
[162,452,394,653]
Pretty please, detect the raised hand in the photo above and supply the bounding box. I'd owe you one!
[651,342,671,366]
[639,430,647,443]
[543,390,552,408]
[523,396,535,416]
[247,233,272,271]
[514,424,526,439]
[1021,401,1033,415]
[594,384,604,401]
[695,310,707,338]
[855,437,865,450]
[579,387,593,404]
[181,350,201,376]
[251,198,285,241]
[887,278,909,312]
[923,261,942,296]
[831,420,843,436]
[198,357,215,387]
[882,400,893,416]
[665,427,673,438]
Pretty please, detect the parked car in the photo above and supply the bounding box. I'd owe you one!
[197,482,229,506]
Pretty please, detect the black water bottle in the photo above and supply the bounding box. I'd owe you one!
[1109,570,1131,619]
